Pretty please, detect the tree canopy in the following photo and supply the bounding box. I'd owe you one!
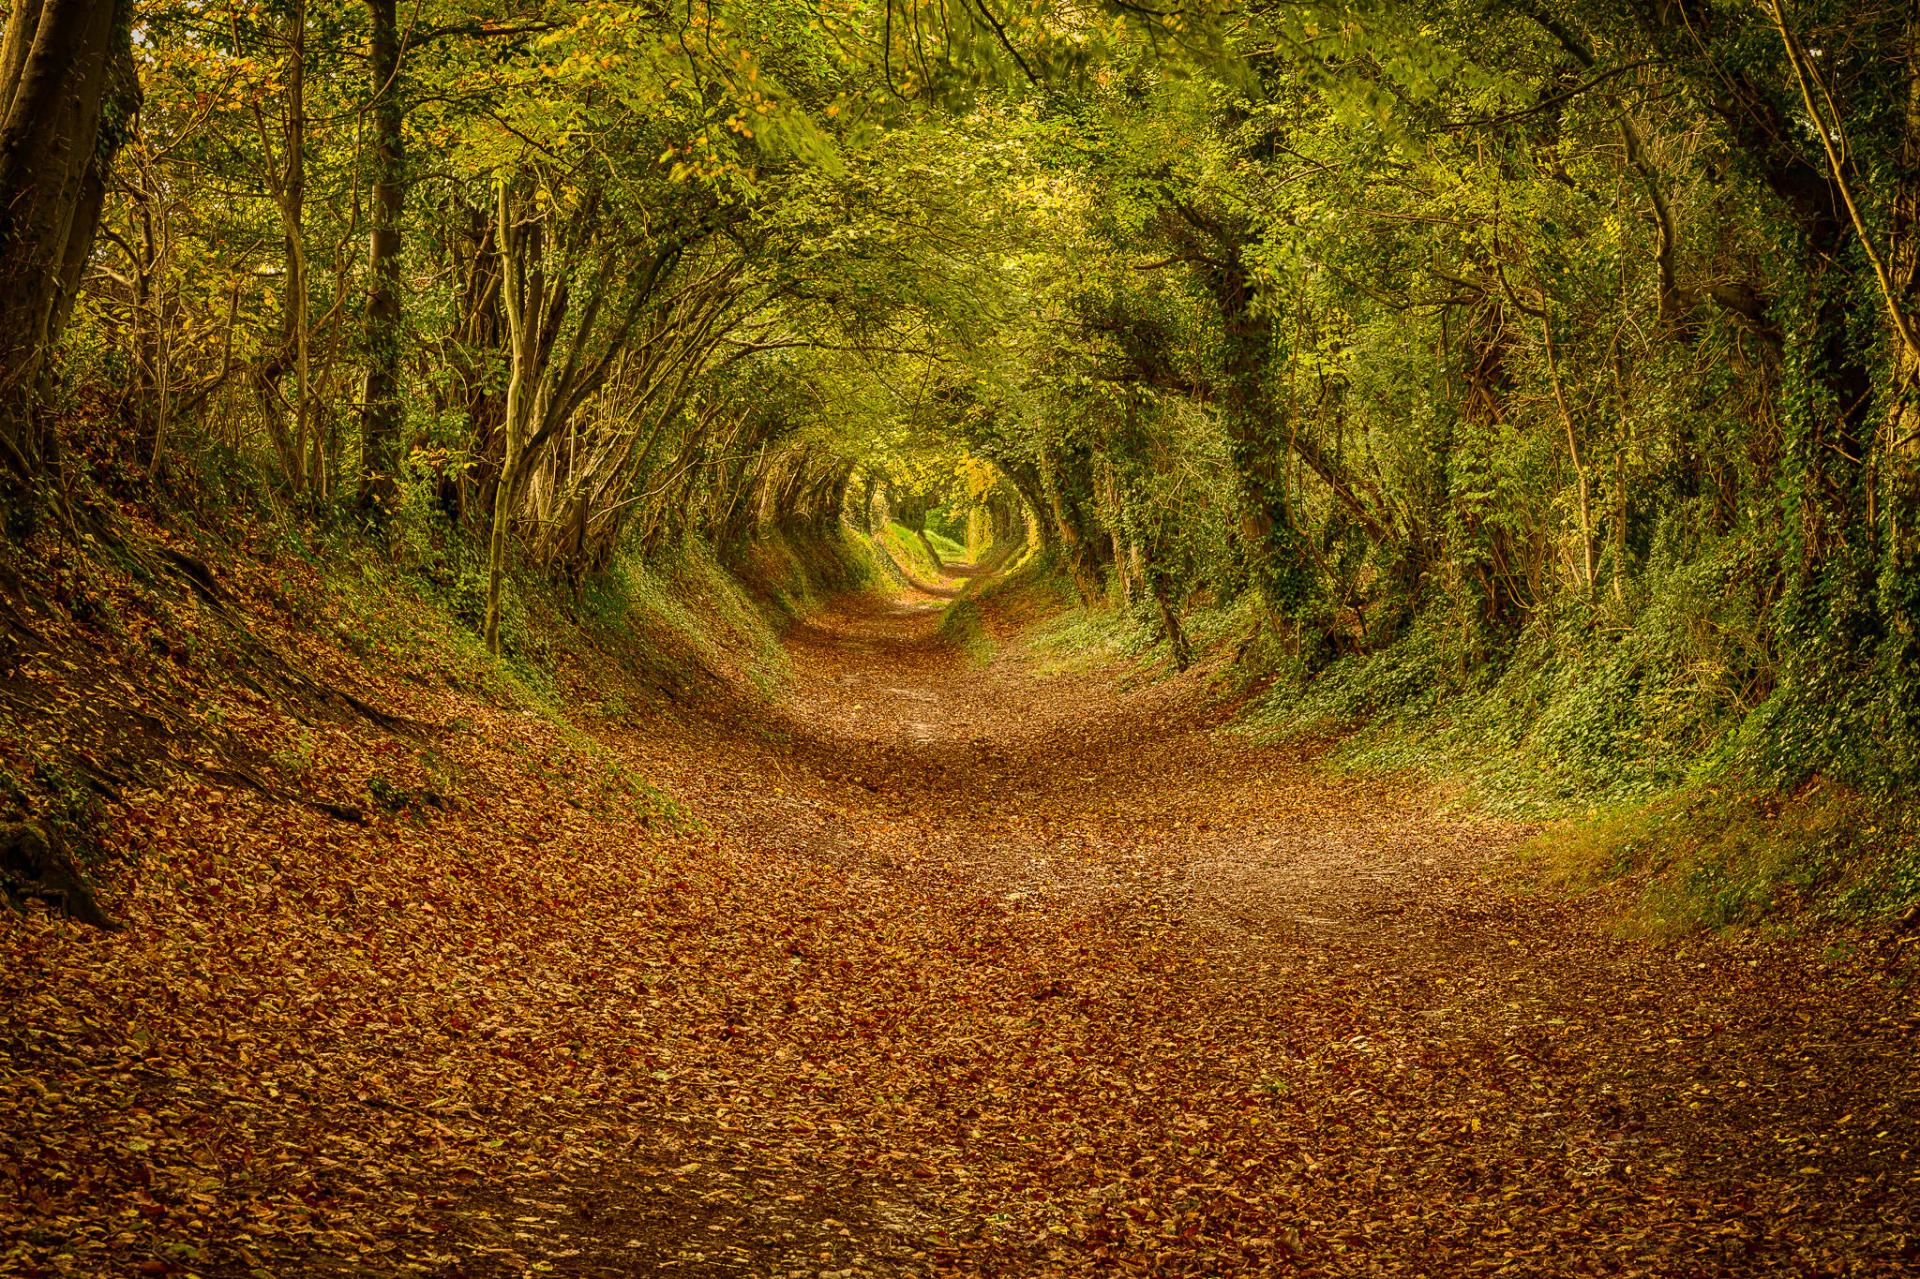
[5,0,1920,793]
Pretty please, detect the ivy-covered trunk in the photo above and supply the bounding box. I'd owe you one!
[358,0,406,515]
[1192,237,1313,629]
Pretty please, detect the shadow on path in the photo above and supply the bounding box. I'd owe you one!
[436,577,1920,1277]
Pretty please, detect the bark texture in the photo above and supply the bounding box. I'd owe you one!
[0,0,139,522]
[359,0,405,512]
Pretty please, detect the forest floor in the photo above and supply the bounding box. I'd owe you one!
[5,553,1920,1277]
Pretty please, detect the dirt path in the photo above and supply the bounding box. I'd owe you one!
[13,556,1914,1278]
[438,575,1920,1277]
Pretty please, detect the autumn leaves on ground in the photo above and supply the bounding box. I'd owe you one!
[4,538,1919,1279]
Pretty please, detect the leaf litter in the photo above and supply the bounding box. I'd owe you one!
[3,555,1919,1277]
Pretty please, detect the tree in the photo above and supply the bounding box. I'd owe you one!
[0,0,139,525]
[358,0,404,514]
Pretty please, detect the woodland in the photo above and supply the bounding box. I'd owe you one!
[2,0,1920,1275]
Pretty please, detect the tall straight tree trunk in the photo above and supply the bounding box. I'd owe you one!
[283,0,313,499]
[254,0,312,495]
[133,167,175,481]
[484,180,531,657]
[359,0,405,513]
[1539,310,1596,593]
[0,0,138,526]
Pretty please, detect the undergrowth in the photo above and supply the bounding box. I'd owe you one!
[999,555,1920,936]
[1519,781,1920,937]
[1023,578,1253,681]
[937,599,993,664]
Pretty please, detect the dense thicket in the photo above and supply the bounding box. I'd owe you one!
[6,0,1920,797]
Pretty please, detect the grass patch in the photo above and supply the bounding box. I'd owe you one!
[1218,594,1920,935]
[874,521,948,582]
[937,598,993,664]
[1027,604,1140,676]
[578,532,867,707]
[1016,571,1250,683]
[924,527,968,562]
[1518,779,1920,936]
[661,543,795,696]
[1234,608,1717,819]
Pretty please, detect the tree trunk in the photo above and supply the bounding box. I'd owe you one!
[1539,310,1596,594]
[1881,6,1920,656]
[134,168,174,481]
[283,0,313,498]
[1150,569,1193,671]
[1190,234,1312,620]
[1036,451,1101,602]
[0,0,137,524]
[485,181,531,657]
[359,0,405,514]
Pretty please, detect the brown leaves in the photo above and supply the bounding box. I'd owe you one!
[4,558,1919,1276]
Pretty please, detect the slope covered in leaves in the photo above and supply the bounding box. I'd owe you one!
[3,534,1919,1277]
